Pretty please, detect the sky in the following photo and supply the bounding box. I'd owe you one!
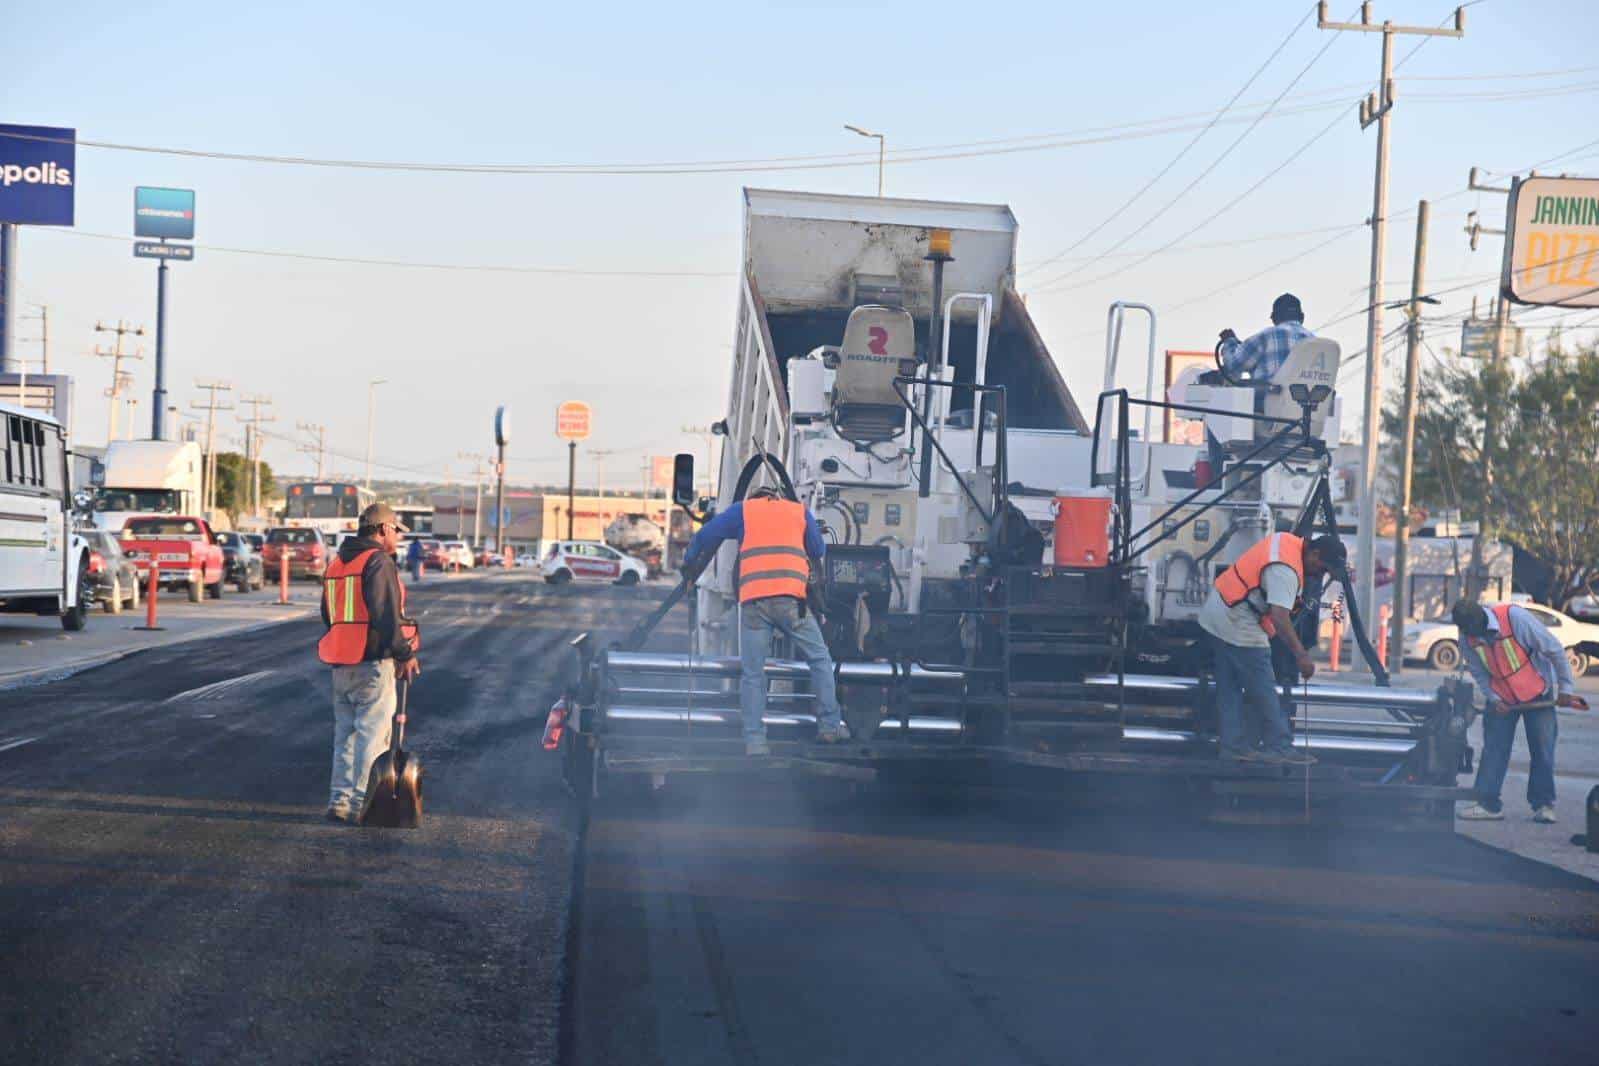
[6,0,1599,491]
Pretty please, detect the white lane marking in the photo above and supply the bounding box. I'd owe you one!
[0,736,40,754]
[163,669,277,704]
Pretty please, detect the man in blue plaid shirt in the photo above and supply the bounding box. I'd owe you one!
[1218,293,1314,382]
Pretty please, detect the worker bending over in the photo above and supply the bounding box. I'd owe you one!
[683,487,848,756]
[1218,292,1314,383]
[1200,531,1343,765]
[1453,599,1586,823]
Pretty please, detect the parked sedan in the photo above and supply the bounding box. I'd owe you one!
[261,527,331,580]
[420,539,450,571]
[79,529,140,614]
[1402,602,1599,675]
[540,540,648,586]
[215,531,266,592]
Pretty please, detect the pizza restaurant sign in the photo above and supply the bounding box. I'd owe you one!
[1504,176,1599,309]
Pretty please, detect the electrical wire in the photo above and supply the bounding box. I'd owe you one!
[1021,2,1318,278]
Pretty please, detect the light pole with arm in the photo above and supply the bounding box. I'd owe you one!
[844,124,885,197]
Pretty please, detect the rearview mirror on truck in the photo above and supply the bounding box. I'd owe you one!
[672,453,695,508]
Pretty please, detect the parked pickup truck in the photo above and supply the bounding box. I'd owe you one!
[119,515,227,603]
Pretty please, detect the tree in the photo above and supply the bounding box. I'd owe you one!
[1384,340,1599,604]
[209,452,277,522]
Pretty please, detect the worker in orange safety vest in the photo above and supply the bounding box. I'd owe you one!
[1200,531,1344,766]
[1453,599,1586,824]
[318,502,420,823]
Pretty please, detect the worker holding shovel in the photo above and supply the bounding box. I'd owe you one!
[318,503,421,824]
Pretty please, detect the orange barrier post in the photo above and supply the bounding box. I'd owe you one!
[134,559,164,631]
[1376,603,1392,671]
[278,552,290,605]
[1328,599,1344,673]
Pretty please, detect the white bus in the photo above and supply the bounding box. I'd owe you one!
[281,481,375,538]
[1,402,91,631]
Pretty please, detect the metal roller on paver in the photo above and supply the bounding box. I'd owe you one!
[545,189,1481,824]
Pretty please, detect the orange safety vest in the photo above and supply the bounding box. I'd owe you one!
[737,498,810,603]
[1465,603,1548,706]
[317,548,420,666]
[1214,532,1305,636]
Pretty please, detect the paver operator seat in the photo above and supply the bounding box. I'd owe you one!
[831,304,915,444]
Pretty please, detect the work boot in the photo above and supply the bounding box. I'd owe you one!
[745,737,771,757]
[1533,805,1557,824]
[815,721,851,744]
[1259,748,1317,766]
[1457,802,1504,821]
[325,805,353,825]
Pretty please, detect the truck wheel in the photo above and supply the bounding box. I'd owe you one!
[104,577,123,614]
[188,578,203,604]
[61,562,91,631]
[1427,639,1460,672]
[208,574,225,599]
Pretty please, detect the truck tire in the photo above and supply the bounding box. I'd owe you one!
[103,577,123,614]
[188,576,203,603]
[208,572,225,599]
[61,561,90,632]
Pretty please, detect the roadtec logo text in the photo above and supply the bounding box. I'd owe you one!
[1,161,72,187]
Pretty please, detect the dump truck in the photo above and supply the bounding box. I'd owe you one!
[549,189,1478,825]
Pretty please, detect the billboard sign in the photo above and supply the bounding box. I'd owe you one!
[133,241,195,261]
[1504,175,1599,308]
[0,124,75,225]
[650,455,674,490]
[556,400,592,441]
[1460,320,1522,360]
[134,186,195,240]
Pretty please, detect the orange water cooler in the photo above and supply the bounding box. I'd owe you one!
[1051,492,1113,568]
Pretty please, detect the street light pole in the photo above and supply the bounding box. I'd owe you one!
[365,378,387,491]
[844,124,885,197]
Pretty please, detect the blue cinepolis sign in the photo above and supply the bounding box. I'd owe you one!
[134,186,195,240]
[0,124,76,225]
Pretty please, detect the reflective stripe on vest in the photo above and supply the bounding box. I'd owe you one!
[1466,603,1547,706]
[737,498,810,603]
[317,549,420,665]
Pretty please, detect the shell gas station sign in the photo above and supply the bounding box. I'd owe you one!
[1504,176,1599,309]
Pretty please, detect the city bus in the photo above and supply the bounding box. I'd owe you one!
[281,482,375,538]
[392,503,435,538]
[1,401,92,630]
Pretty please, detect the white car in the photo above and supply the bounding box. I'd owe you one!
[443,540,474,569]
[1402,603,1599,676]
[540,540,648,586]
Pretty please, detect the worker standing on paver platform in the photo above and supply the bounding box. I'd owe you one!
[318,503,420,823]
[1217,292,1315,383]
[1453,599,1585,824]
[682,487,848,756]
[1200,531,1344,765]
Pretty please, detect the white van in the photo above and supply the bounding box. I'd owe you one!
[0,402,91,630]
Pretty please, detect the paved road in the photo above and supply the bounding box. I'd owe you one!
[0,572,674,1065]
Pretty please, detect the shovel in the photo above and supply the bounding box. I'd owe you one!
[359,678,423,828]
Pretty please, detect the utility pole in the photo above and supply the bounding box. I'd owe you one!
[590,448,617,501]
[1462,167,1513,600]
[365,378,387,491]
[192,380,234,516]
[1388,200,1430,673]
[459,452,488,547]
[239,396,276,518]
[297,421,327,480]
[1318,1,1464,639]
[94,320,146,444]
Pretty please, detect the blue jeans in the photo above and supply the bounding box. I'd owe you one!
[739,597,842,742]
[1473,703,1559,812]
[409,559,424,582]
[329,660,396,813]
[1211,636,1290,756]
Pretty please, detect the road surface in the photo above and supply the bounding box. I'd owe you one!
[4,573,1597,1065]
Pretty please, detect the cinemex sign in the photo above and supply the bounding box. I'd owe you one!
[0,123,76,226]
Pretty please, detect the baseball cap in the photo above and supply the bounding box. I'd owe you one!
[359,502,408,533]
[1271,292,1305,322]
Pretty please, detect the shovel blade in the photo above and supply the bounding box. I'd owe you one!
[358,750,423,828]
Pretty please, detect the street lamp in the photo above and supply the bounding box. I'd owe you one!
[844,124,885,197]
[365,378,388,490]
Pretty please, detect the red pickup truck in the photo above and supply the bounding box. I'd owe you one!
[119,516,228,603]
